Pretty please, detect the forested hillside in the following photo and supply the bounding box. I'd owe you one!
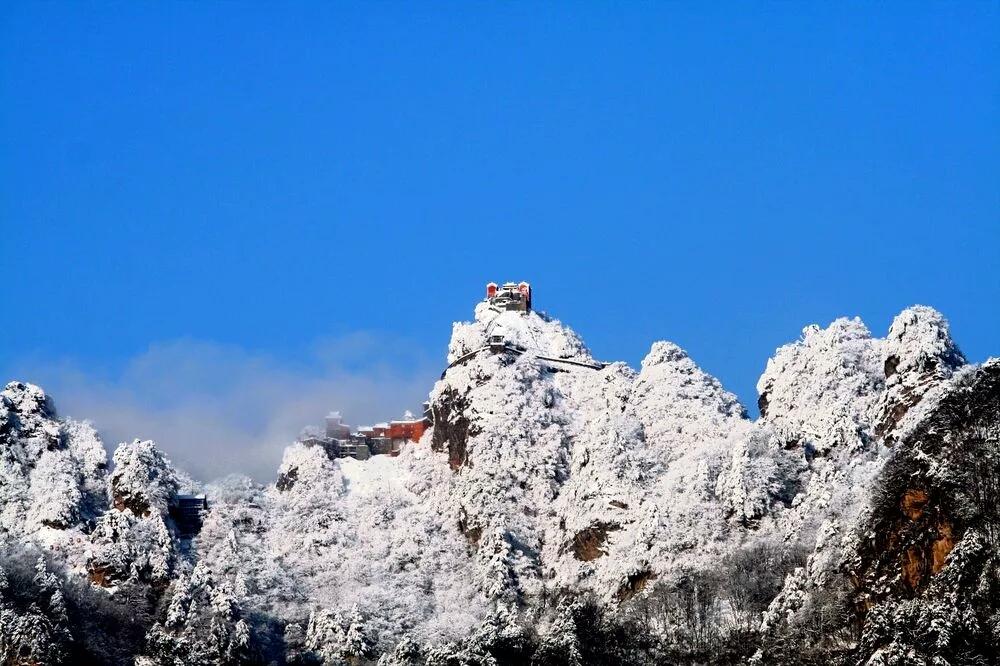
[2,303,996,665]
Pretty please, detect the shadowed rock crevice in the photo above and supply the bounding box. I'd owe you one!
[275,466,298,492]
[112,491,151,518]
[431,388,479,471]
[457,509,482,550]
[615,569,657,601]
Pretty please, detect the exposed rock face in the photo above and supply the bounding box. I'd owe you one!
[842,360,1000,664]
[108,440,180,519]
[430,387,476,471]
[275,465,299,492]
[851,360,999,599]
[569,522,618,562]
[615,569,657,601]
[457,508,483,549]
[86,440,182,589]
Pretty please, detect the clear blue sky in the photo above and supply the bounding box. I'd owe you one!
[2,3,998,474]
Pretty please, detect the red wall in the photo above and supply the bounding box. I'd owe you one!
[388,420,429,442]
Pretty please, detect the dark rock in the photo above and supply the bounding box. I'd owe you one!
[112,492,151,518]
[275,466,298,492]
[431,388,479,471]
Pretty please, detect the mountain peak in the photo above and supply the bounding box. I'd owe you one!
[884,304,966,378]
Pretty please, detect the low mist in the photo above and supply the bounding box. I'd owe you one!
[6,333,441,483]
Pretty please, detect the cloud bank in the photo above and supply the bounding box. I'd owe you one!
[6,334,441,483]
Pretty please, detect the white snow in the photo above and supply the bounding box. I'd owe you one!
[338,454,409,497]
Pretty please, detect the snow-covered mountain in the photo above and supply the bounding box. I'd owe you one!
[1,301,997,665]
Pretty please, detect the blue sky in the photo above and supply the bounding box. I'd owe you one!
[2,3,998,480]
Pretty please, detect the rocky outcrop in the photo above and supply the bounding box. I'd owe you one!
[874,306,967,442]
[108,440,180,519]
[275,465,299,491]
[86,441,182,590]
[844,359,1000,665]
[431,387,477,471]
[732,310,986,665]
[850,360,999,600]
[754,317,883,455]
[569,522,619,562]
[614,569,657,601]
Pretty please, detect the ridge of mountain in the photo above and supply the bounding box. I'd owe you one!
[1,302,996,665]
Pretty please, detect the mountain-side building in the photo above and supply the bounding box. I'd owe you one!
[298,406,431,460]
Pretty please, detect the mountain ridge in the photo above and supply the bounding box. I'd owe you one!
[1,302,997,665]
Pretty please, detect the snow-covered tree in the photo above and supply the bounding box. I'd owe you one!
[0,381,108,539]
[109,439,180,518]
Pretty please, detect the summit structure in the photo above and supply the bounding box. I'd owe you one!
[485,281,532,312]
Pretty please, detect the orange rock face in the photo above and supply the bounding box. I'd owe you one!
[931,521,955,574]
[896,489,957,592]
[901,488,928,520]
